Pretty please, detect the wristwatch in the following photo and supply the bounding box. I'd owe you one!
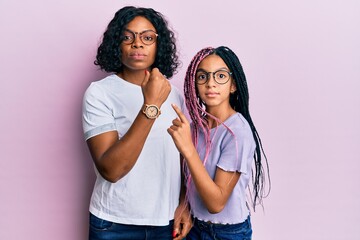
[142,104,161,119]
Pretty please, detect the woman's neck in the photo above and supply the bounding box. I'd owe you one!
[117,69,146,86]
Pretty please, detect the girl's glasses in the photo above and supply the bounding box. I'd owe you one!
[195,70,232,85]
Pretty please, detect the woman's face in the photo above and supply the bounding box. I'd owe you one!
[196,54,236,111]
[120,16,157,72]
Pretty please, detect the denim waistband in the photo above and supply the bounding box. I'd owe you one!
[192,215,250,230]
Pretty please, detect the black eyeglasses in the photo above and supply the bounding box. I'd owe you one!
[121,29,158,46]
[195,70,232,85]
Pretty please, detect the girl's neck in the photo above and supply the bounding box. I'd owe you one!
[206,106,236,128]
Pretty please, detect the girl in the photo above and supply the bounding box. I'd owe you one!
[168,46,270,239]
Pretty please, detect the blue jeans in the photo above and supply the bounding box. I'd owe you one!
[89,213,174,240]
[186,215,252,240]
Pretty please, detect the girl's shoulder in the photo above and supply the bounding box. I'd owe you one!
[225,113,250,129]
[222,113,253,140]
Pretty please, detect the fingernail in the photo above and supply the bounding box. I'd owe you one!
[172,230,177,238]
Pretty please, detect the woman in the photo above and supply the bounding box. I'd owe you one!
[168,46,270,239]
[82,6,191,240]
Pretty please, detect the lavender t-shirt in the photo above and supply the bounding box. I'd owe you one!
[188,113,255,224]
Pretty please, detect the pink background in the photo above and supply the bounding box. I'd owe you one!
[1,0,359,239]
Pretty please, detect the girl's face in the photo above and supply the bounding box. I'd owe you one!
[120,16,157,72]
[196,54,236,111]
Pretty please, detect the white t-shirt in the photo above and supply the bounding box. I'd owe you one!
[82,74,184,226]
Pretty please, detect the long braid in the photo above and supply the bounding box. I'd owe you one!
[184,47,214,152]
[183,47,216,200]
[214,46,271,210]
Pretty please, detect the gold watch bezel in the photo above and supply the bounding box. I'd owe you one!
[142,104,161,119]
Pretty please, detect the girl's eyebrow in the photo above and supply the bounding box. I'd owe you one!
[196,67,229,73]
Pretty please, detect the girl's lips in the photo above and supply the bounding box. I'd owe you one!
[205,92,219,97]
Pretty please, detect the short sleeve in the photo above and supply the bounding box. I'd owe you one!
[82,83,117,140]
[217,125,255,174]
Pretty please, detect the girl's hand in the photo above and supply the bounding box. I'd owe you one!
[167,104,196,159]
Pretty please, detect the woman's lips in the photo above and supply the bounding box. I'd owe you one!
[129,52,147,60]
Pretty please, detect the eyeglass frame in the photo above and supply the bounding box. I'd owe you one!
[195,69,233,85]
[121,29,159,46]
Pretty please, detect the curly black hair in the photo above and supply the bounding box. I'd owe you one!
[94,6,180,79]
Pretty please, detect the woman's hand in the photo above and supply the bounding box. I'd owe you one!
[172,202,192,239]
[141,68,171,107]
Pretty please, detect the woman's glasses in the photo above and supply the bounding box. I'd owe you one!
[195,70,232,85]
[121,29,158,46]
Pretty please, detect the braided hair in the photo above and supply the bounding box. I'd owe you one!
[184,46,270,211]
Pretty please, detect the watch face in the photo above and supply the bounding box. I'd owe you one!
[146,105,159,118]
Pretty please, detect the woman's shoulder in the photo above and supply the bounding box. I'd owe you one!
[89,74,122,88]
[84,75,121,102]
[86,74,138,95]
